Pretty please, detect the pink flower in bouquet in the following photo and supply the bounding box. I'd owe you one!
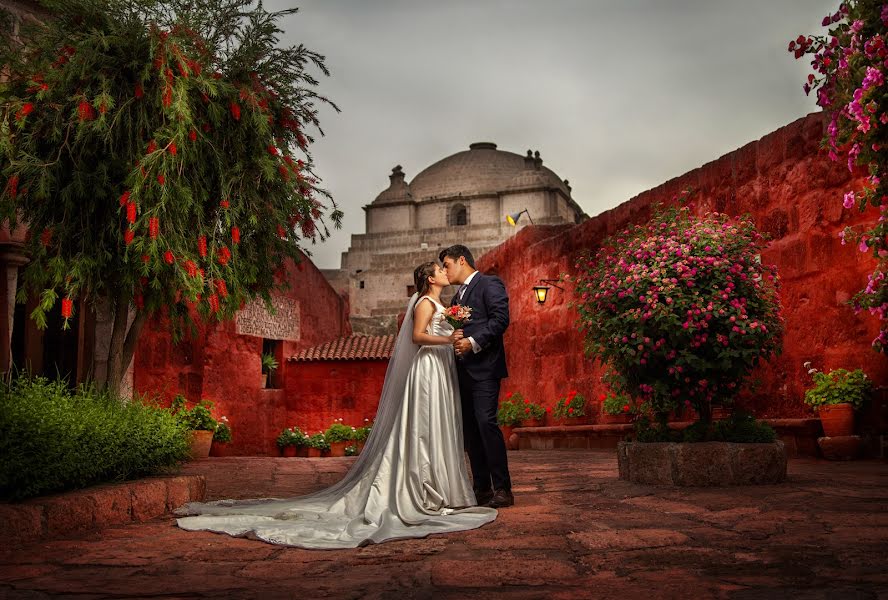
[445,304,472,329]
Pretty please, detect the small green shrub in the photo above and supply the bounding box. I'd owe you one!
[632,412,776,444]
[324,422,354,443]
[803,367,872,410]
[170,395,231,443]
[553,391,587,419]
[0,377,190,501]
[276,426,308,448]
[344,444,359,456]
[353,423,372,442]
[601,392,634,416]
[306,433,330,451]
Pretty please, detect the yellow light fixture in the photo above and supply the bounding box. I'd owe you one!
[506,209,534,226]
[533,279,564,304]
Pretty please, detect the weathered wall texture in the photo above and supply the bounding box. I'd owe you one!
[477,113,887,418]
[134,256,351,455]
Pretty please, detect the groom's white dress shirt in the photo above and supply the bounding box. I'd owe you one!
[459,271,482,354]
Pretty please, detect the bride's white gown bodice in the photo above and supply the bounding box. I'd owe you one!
[175,295,497,548]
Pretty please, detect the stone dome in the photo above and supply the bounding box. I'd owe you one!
[404,143,570,201]
[372,165,413,205]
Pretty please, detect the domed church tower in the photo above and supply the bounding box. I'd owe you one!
[325,142,586,335]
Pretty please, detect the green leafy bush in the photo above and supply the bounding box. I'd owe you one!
[803,367,872,410]
[632,412,776,444]
[344,444,359,456]
[276,426,308,448]
[497,392,524,426]
[170,395,231,443]
[553,391,587,419]
[306,433,330,451]
[353,423,372,442]
[601,392,634,416]
[0,377,190,501]
[324,422,354,443]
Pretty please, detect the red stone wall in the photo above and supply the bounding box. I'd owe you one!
[134,255,352,455]
[478,112,887,419]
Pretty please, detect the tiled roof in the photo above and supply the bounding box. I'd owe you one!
[288,335,395,362]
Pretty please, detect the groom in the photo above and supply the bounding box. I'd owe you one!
[439,244,513,509]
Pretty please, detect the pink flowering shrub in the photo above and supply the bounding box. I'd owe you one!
[574,207,784,422]
[790,2,888,351]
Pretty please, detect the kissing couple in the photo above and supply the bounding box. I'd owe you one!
[176,244,514,549]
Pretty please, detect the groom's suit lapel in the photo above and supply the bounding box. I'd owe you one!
[462,272,483,306]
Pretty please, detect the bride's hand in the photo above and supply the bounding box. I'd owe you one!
[451,329,464,343]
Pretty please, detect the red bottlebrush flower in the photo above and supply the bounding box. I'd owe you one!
[277,225,286,238]
[157,173,165,186]
[215,279,228,298]
[77,100,95,121]
[202,123,211,133]
[220,199,230,209]
[119,190,130,206]
[200,92,210,104]
[40,228,52,247]
[147,140,157,154]
[168,142,177,156]
[126,201,137,224]
[16,103,34,120]
[98,102,107,114]
[188,129,197,142]
[184,260,197,277]
[198,236,207,257]
[177,60,189,78]
[124,229,135,245]
[148,217,159,239]
[230,102,241,121]
[267,144,278,156]
[208,293,220,313]
[283,155,294,166]
[300,219,316,238]
[7,175,18,199]
[61,298,73,319]
[278,165,289,180]
[164,250,175,265]
[134,83,144,99]
[162,85,172,107]
[134,293,144,309]
[141,254,150,263]
[231,226,240,244]
[296,132,307,149]
[217,246,231,266]
[212,72,222,80]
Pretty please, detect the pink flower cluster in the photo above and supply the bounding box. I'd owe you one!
[791,2,888,351]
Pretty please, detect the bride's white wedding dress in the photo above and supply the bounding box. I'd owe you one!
[175,294,497,549]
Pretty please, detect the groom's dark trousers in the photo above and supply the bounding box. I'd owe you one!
[453,273,512,493]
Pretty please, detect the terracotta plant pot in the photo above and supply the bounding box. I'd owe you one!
[562,415,589,425]
[522,418,545,428]
[295,446,310,458]
[818,403,855,437]
[281,445,298,457]
[306,447,323,458]
[327,441,349,457]
[500,425,514,442]
[599,413,633,425]
[189,430,214,460]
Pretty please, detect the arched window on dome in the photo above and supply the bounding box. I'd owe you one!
[450,203,468,227]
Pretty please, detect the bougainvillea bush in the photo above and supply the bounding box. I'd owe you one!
[790,1,888,351]
[574,206,784,422]
[0,0,341,391]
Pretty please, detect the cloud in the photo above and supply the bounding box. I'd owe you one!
[267,0,835,268]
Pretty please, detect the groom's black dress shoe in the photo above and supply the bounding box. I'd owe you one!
[486,489,514,508]
[474,489,494,506]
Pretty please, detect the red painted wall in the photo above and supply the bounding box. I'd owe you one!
[478,112,887,419]
[134,255,352,455]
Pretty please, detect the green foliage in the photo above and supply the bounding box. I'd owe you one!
[324,422,354,443]
[353,423,372,442]
[344,444,359,456]
[632,412,777,444]
[553,391,587,419]
[573,203,784,419]
[169,395,231,442]
[0,376,190,500]
[306,432,329,451]
[601,392,634,416]
[803,367,872,410]
[0,0,342,344]
[276,426,307,448]
[213,420,232,443]
[497,392,524,426]
[261,353,278,373]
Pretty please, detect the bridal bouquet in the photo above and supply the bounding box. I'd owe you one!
[444,304,472,329]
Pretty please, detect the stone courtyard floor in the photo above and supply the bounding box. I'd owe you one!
[1,451,887,599]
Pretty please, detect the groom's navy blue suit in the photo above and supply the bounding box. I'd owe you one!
[452,272,512,494]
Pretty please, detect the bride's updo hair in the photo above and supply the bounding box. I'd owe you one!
[413,261,438,297]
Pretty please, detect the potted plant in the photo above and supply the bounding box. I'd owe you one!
[344,444,359,457]
[553,390,588,425]
[305,432,330,458]
[261,353,278,389]
[353,419,372,452]
[516,394,546,427]
[276,426,308,457]
[171,395,227,459]
[324,420,355,457]
[600,392,635,424]
[497,393,523,448]
[803,365,872,437]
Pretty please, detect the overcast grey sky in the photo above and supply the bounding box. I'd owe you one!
[268,1,834,269]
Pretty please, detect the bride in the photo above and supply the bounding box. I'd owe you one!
[175,261,498,548]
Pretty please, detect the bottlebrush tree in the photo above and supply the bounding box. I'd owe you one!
[0,0,342,391]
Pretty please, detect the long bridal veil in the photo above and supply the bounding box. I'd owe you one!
[174,293,496,548]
